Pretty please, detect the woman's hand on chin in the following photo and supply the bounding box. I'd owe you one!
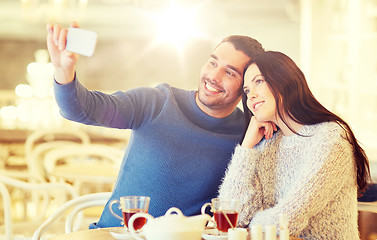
[242,116,277,148]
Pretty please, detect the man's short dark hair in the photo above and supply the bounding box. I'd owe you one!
[219,35,265,60]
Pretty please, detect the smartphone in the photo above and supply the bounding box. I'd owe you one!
[65,27,97,57]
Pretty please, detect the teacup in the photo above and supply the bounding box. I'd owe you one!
[201,198,240,233]
[109,196,150,231]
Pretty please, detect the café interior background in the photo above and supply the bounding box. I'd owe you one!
[0,0,377,165]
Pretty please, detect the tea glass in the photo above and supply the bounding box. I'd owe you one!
[201,198,240,234]
[109,196,150,231]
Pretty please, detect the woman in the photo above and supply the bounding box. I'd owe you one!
[218,51,370,239]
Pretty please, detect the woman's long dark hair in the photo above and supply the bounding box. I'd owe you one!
[241,51,370,195]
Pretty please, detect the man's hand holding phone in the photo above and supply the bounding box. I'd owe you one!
[46,23,97,85]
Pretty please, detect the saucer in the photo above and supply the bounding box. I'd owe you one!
[109,228,135,240]
[202,228,228,240]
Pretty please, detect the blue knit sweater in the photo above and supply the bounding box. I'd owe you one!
[53,78,245,228]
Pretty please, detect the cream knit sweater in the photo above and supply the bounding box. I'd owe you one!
[218,122,359,240]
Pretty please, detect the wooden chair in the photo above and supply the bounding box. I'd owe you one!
[0,128,91,182]
[0,175,78,240]
[26,141,81,183]
[32,192,112,240]
[24,128,91,180]
[42,143,124,194]
[0,129,91,225]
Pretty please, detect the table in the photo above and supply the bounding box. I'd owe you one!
[0,129,126,144]
[51,163,118,183]
[48,227,303,240]
[0,128,125,171]
[49,227,116,240]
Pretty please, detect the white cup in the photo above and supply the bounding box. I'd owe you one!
[265,225,277,240]
[228,228,248,240]
[250,225,263,240]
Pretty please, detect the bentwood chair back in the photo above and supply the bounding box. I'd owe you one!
[32,192,112,240]
[42,143,123,194]
[0,175,78,240]
[0,129,90,182]
[24,128,91,181]
[27,141,80,183]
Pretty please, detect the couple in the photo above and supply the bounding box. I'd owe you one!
[47,23,369,239]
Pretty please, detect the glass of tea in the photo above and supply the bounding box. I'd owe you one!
[109,196,150,231]
[201,198,240,234]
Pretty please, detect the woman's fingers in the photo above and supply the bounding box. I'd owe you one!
[263,121,276,139]
[263,125,271,139]
[243,117,277,148]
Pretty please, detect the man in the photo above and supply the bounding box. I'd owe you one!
[46,23,264,228]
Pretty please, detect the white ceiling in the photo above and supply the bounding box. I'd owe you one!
[0,0,299,41]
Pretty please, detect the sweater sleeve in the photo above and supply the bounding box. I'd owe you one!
[53,77,165,129]
[250,129,356,236]
[218,144,263,227]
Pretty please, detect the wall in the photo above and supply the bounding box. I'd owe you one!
[0,0,300,92]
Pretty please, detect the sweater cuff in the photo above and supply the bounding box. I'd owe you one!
[53,74,77,89]
[231,144,260,165]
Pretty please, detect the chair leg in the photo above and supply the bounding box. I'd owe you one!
[0,182,13,240]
